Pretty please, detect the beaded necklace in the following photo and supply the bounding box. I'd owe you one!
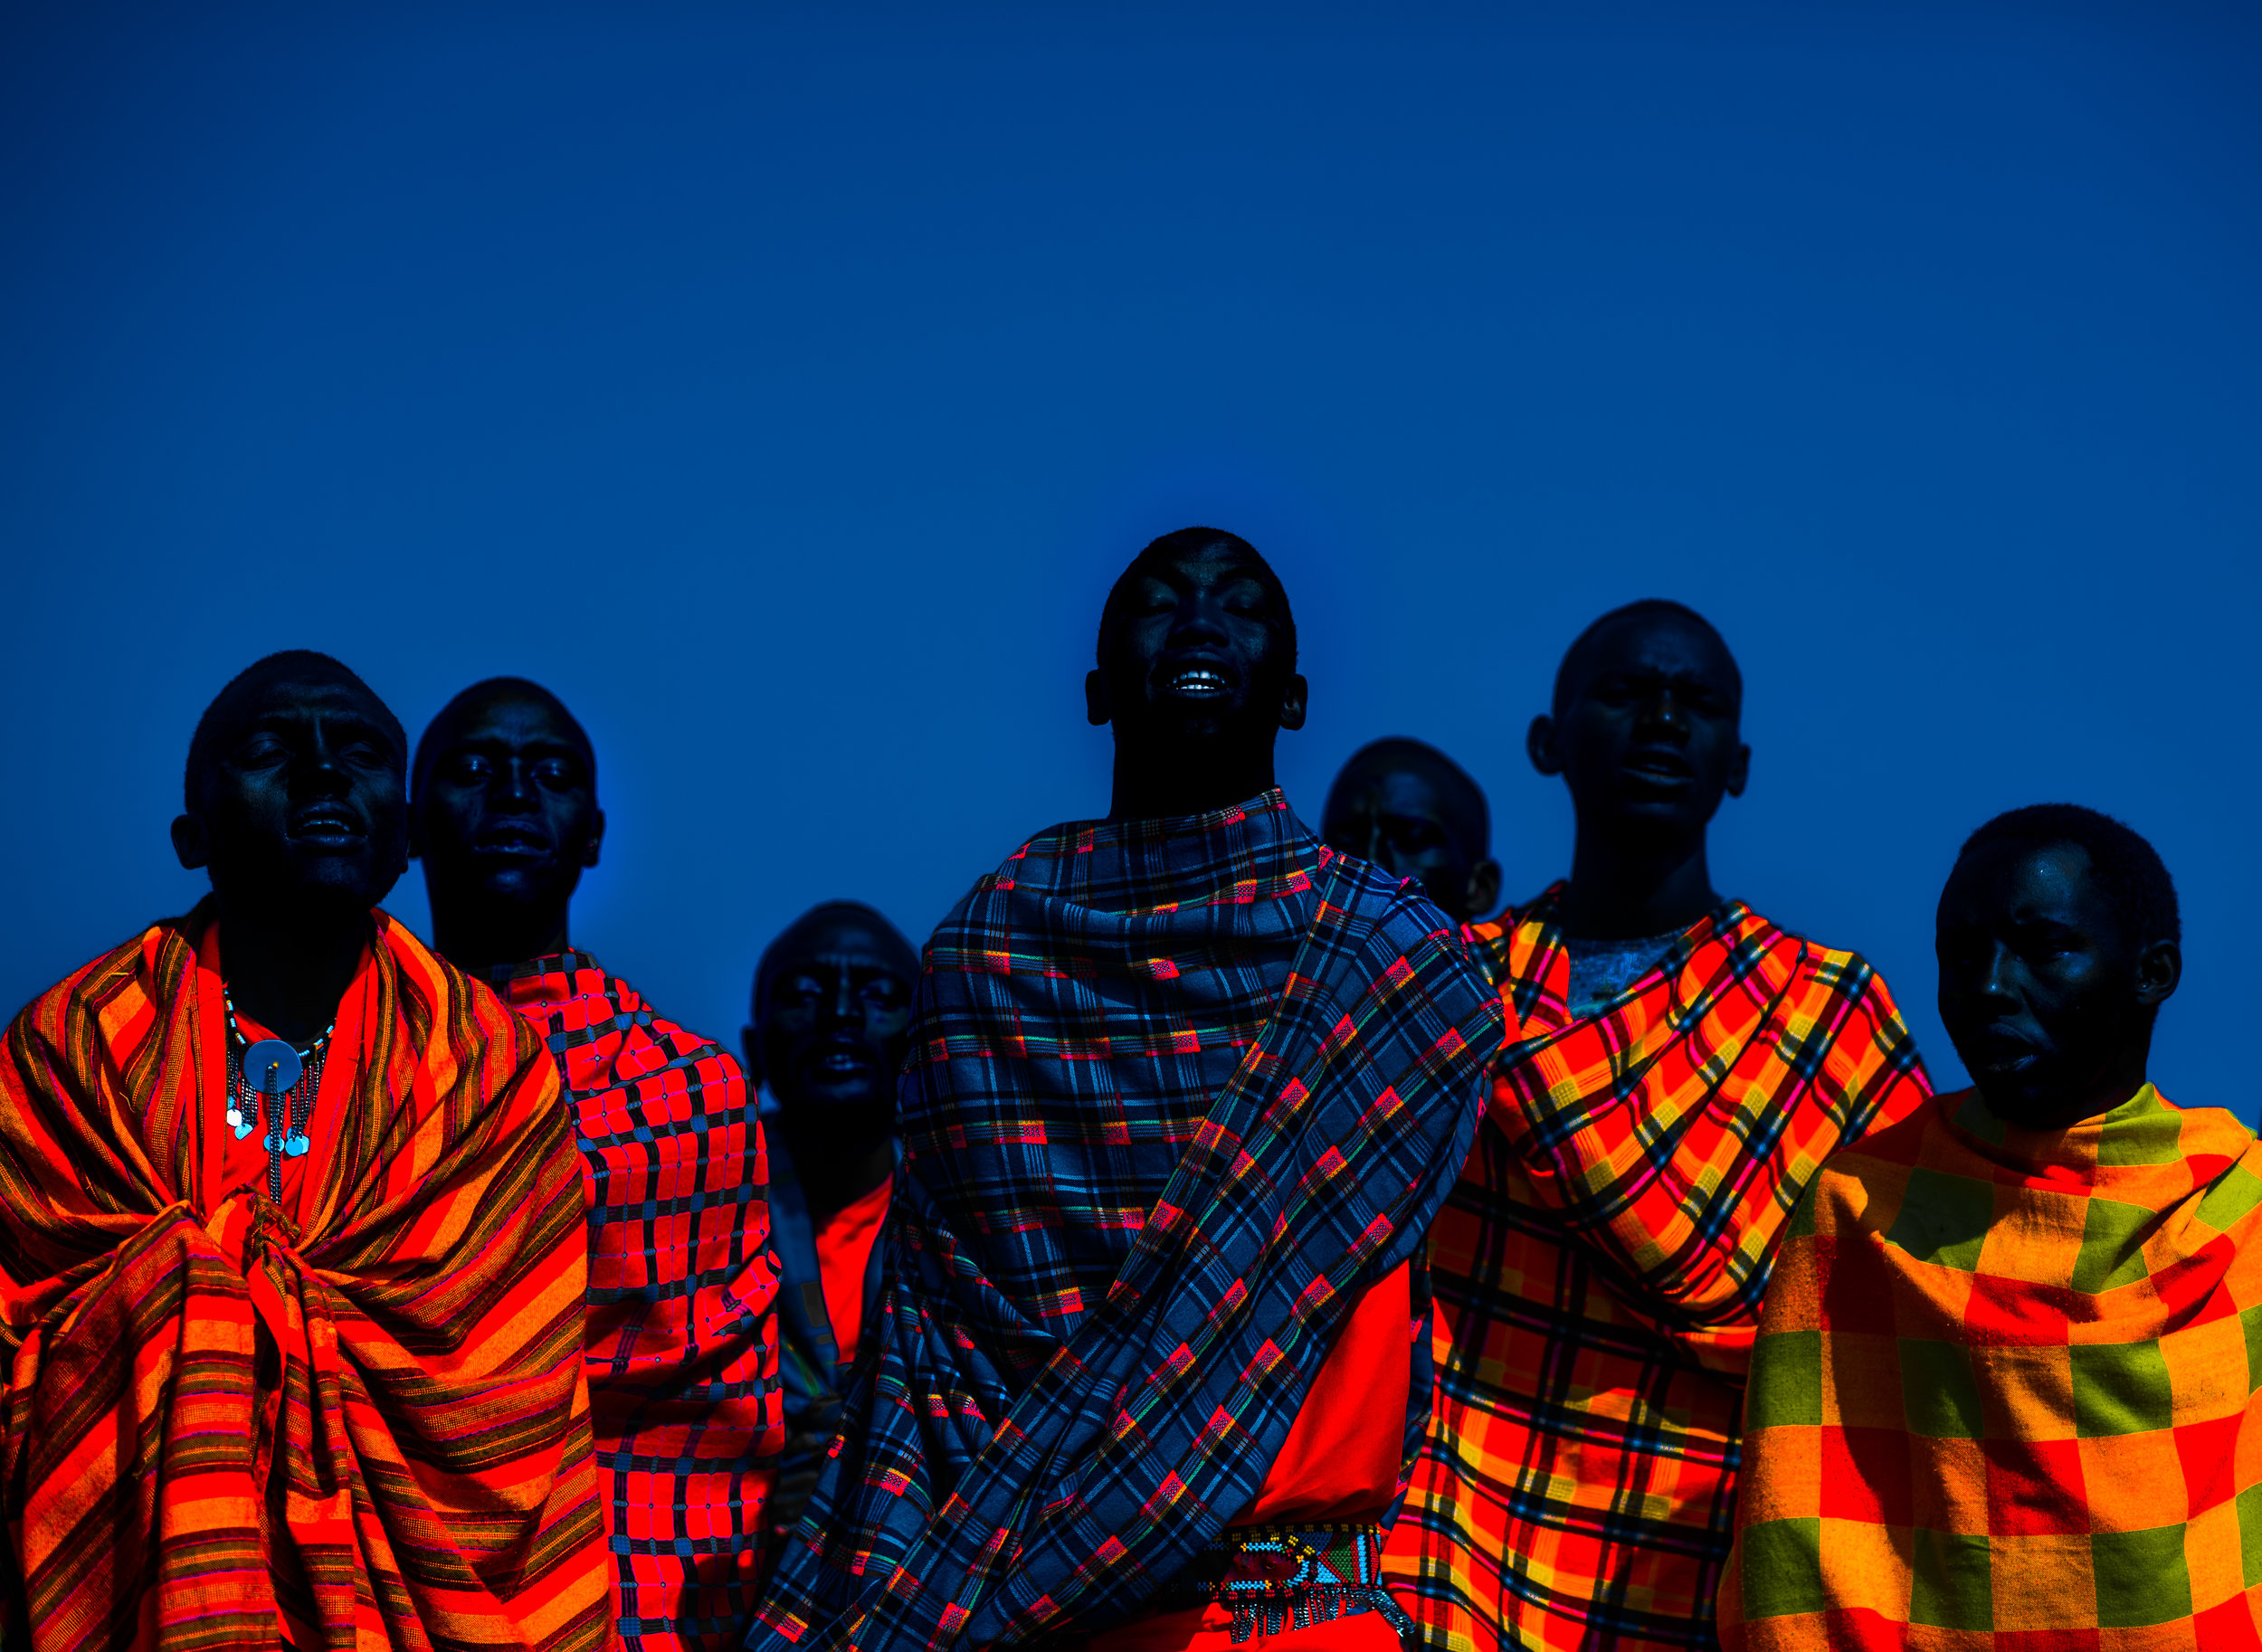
[223,992,332,1201]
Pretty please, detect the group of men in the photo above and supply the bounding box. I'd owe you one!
[0,527,2243,1652]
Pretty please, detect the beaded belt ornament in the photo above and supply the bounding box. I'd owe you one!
[1149,1520,1411,1646]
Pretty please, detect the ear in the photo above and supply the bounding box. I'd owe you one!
[1085,669,1110,727]
[584,809,606,869]
[1724,743,1752,800]
[171,813,208,871]
[739,1023,764,1087]
[1278,674,1309,733]
[1526,714,1562,777]
[1465,858,1502,924]
[2134,939,2182,1011]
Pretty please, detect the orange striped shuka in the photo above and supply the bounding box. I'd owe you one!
[1383,887,1932,1652]
[0,900,609,1652]
[1721,1084,2262,1651]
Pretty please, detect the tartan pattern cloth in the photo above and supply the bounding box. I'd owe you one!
[0,902,607,1652]
[493,953,785,1652]
[1720,1084,2262,1651]
[1385,886,1932,1652]
[753,789,1505,1652]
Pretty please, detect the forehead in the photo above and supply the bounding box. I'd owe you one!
[770,917,914,978]
[1332,763,1449,821]
[223,674,397,743]
[1942,840,2101,920]
[1573,613,1736,689]
[436,691,585,753]
[1126,545,1280,602]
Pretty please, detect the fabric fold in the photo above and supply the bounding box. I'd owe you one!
[0,901,608,1652]
[1720,1083,2262,1650]
[753,790,1504,1652]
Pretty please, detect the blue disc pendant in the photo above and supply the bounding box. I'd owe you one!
[242,1039,302,1095]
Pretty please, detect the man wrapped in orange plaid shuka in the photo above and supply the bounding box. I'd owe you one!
[0,652,608,1652]
[1383,603,1933,1652]
[413,679,784,1652]
[1722,804,2260,1650]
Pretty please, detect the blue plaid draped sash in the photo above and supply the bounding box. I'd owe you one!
[752,790,1503,1651]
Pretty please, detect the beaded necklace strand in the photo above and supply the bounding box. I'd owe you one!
[223,993,332,1202]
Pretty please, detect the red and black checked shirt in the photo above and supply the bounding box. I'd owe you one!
[1382,888,1931,1652]
[492,953,784,1652]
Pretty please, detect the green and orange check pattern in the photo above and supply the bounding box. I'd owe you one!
[1384,888,1930,1652]
[1721,1084,2262,1650]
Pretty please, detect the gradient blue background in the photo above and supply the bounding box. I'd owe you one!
[5,2,2257,1112]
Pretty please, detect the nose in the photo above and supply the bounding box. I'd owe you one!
[1974,941,2020,1007]
[292,733,350,797]
[822,970,862,1029]
[1166,589,1231,649]
[1635,687,1690,741]
[1364,815,1385,864]
[493,756,537,812]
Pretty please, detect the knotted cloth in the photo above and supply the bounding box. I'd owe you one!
[1721,1084,2262,1649]
[0,902,607,1652]
[753,791,1503,1651]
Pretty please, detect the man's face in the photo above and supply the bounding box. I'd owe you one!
[1538,614,1747,843]
[413,691,601,915]
[1322,764,1486,920]
[175,673,410,916]
[756,917,916,1116]
[1088,544,1305,749]
[1935,841,2161,1127]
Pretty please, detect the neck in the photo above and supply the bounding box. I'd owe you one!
[1108,736,1275,821]
[212,890,366,1046]
[431,896,574,976]
[1557,828,1721,941]
[775,1102,896,1218]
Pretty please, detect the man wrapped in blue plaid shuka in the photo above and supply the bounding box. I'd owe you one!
[751,530,1505,1652]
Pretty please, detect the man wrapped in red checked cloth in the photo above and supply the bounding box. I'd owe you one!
[1382,601,1934,1652]
[414,678,783,1652]
[753,528,1506,1652]
[0,651,607,1652]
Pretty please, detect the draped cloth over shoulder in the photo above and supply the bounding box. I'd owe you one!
[753,791,1505,1652]
[1385,886,1931,1652]
[0,902,608,1652]
[1721,1085,2262,1650]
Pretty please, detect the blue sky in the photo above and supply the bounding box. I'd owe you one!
[5,1,2257,1111]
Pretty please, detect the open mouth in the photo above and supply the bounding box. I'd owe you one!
[473,824,550,858]
[1162,663,1233,699]
[814,1049,872,1078]
[290,807,364,843]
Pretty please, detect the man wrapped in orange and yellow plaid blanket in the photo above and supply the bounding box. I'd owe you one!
[1384,603,1931,1652]
[1722,803,2261,1650]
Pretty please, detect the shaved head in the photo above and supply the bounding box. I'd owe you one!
[185,650,404,810]
[755,900,920,1017]
[1098,527,1297,673]
[1552,600,1741,722]
[413,677,594,803]
[1326,736,1488,859]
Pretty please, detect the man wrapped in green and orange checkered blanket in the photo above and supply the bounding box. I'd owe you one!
[1722,803,2262,1651]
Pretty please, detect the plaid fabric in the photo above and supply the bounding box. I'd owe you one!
[0,901,607,1652]
[1385,885,1932,1652]
[493,953,784,1652]
[1720,1084,2262,1651]
[753,789,1504,1652]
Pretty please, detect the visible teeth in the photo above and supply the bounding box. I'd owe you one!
[1172,669,1226,688]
